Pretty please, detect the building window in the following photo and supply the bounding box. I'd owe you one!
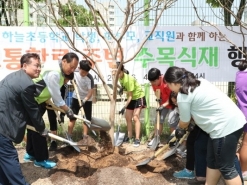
[109,11,114,15]
[109,5,114,9]
[109,18,114,21]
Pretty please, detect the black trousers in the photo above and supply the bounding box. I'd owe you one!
[47,85,67,131]
[26,102,48,162]
[47,108,57,131]
[185,125,199,171]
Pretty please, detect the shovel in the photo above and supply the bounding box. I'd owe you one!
[26,125,86,147]
[162,131,189,159]
[136,132,188,167]
[72,79,102,136]
[150,89,161,151]
[136,136,177,167]
[45,100,105,131]
[46,105,106,131]
[53,110,81,152]
[114,95,126,146]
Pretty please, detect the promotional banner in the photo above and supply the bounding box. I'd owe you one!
[0,26,245,83]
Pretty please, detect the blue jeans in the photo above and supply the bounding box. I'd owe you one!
[0,133,29,185]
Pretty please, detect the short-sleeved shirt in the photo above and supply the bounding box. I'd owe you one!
[72,72,94,101]
[235,70,247,120]
[151,75,172,109]
[177,78,246,138]
[119,73,144,100]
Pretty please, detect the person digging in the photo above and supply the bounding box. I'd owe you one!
[68,60,94,146]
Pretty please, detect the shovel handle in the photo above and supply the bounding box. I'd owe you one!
[155,89,161,130]
[45,102,91,124]
[72,80,97,136]
[26,125,68,143]
[71,80,86,115]
[178,131,189,145]
[154,136,176,157]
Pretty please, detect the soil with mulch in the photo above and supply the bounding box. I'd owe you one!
[17,131,225,185]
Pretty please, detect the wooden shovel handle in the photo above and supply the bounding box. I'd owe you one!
[45,100,91,124]
[154,136,176,157]
[71,79,86,116]
[155,89,161,130]
[26,125,67,143]
[154,131,189,158]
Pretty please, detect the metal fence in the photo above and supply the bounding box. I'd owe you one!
[65,81,235,135]
[62,0,237,134]
[1,0,237,134]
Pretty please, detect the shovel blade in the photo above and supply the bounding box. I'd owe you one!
[64,134,81,153]
[91,117,111,131]
[60,124,81,153]
[162,144,179,159]
[150,135,160,151]
[69,142,81,152]
[136,157,154,167]
[114,132,125,146]
[68,141,81,152]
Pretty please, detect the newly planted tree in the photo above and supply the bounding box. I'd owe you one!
[29,0,178,145]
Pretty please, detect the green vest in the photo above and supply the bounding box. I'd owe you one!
[33,61,64,104]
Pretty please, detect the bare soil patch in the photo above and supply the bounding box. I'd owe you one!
[17,131,225,185]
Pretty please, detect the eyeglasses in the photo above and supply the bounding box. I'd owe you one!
[27,63,41,68]
[32,64,41,68]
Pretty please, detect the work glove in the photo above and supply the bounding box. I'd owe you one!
[187,122,195,132]
[81,99,86,106]
[65,107,74,119]
[167,130,177,147]
[40,128,50,137]
[156,106,164,112]
[175,127,186,140]
[118,87,124,96]
[59,113,65,124]
[119,106,126,115]
[156,99,162,103]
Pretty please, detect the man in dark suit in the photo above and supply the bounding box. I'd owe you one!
[0,53,47,185]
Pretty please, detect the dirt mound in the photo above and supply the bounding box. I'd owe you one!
[18,135,189,185]
[49,139,178,180]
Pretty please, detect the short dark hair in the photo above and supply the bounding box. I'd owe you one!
[79,60,92,72]
[148,68,161,81]
[169,91,178,110]
[116,62,125,71]
[20,53,40,67]
[238,59,247,71]
[62,52,79,63]
[64,72,74,80]
[117,62,129,74]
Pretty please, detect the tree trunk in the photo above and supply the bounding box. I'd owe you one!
[109,99,116,145]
